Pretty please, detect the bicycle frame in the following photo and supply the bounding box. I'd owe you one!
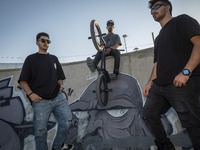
[89,19,111,107]
[100,36,106,73]
[100,49,105,72]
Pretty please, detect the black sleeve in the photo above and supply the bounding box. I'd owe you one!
[177,14,200,40]
[55,57,66,80]
[18,56,32,83]
[116,34,122,46]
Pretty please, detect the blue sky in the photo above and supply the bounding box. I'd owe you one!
[1,0,200,63]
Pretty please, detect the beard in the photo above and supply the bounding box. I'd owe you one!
[153,10,166,22]
[41,47,48,51]
[43,47,48,51]
[154,15,164,22]
[108,28,113,33]
[40,44,49,51]
[40,46,48,52]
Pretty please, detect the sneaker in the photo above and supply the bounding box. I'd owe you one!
[86,57,96,72]
[61,144,74,150]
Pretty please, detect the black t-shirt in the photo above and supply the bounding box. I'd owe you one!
[18,53,65,99]
[153,14,200,85]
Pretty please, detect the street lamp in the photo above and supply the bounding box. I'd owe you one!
[122,34,128,53]
[133,47,139,51]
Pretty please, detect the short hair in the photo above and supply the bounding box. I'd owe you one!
[36,32,49,42]
[148,0,172,15]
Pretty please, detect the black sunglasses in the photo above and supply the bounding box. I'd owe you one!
[151,4,168,14]
[39,39,51,44]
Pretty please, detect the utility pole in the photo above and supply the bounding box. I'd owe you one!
[152,32,155,44]
[122,34,128,53]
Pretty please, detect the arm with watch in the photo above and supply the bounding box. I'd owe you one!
[173,35,200,87]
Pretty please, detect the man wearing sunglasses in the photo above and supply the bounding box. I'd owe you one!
[18,32,73,150]
[87,20,122,78]
[142,0,200,149]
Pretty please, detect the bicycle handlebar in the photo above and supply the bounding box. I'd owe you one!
[88,33,106,39]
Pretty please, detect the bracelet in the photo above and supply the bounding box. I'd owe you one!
[28,92,33,97]
[147,81,153,86]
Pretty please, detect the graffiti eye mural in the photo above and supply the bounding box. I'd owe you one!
[106,109,128,117]
[67,73,157,149]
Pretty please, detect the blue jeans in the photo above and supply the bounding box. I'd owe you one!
[32,93,72,150]
[142,76,200,149]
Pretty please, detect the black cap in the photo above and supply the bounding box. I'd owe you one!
[107,20,114,25]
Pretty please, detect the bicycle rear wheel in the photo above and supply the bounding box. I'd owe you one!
[90,20,104,51]
[96,74,109,107]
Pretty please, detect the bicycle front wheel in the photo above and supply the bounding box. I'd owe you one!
[96,74,109,107]
[90,20,104,51]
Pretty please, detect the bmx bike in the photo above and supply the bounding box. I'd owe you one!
[88,19,121,107]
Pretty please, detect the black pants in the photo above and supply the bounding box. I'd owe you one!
[142,76,200,149]
[93,49,120,73]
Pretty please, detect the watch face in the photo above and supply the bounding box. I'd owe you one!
[183,69,190,75]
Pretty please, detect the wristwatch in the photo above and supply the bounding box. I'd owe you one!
[182,69,191,76]
[60,85,65,89]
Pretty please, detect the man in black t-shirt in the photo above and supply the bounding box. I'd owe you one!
[87,20,122,78]
[142,0,200,149]
[18,32,74,150]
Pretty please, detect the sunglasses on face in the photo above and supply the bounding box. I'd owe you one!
[39,39,51,44]
[151,3,168,14]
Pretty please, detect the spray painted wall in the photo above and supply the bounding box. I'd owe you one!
[0,48,195,149]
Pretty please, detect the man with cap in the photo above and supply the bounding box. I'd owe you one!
[87,20,122,78]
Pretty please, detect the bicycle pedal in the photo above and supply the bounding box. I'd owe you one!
[101,88,112,92]
[107,89,112,92]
